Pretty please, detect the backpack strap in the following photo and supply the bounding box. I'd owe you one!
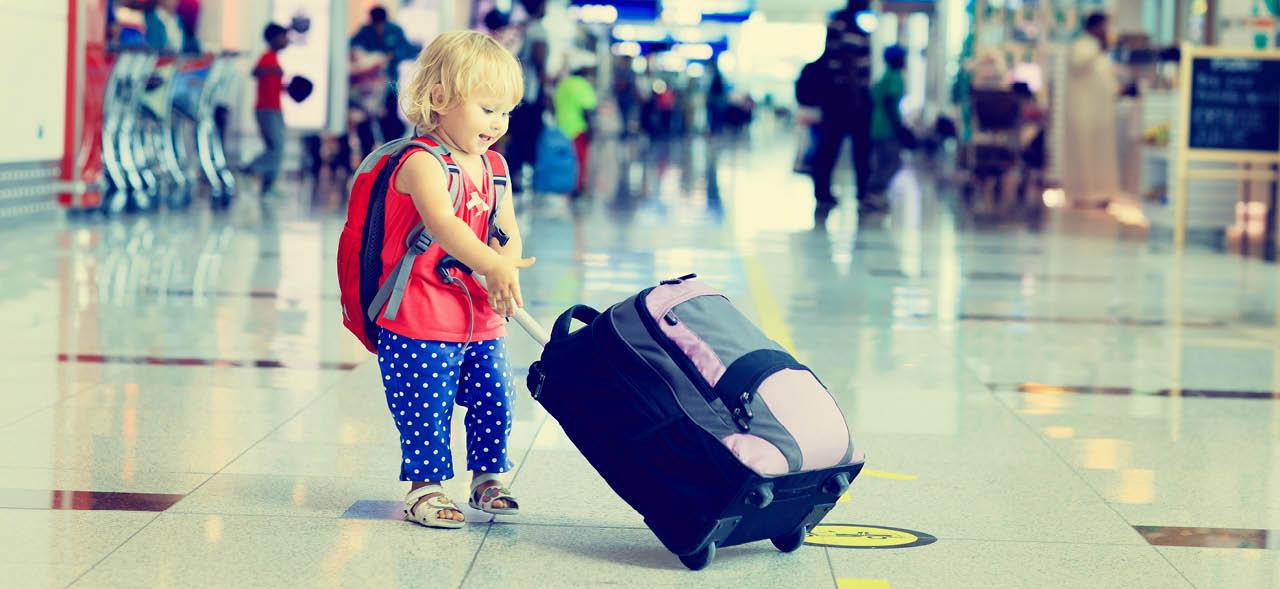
[481,150,511,247]
[356,136,464,212]
[369,223,433,322]
[366,136,466,322]
[417,136,467,215]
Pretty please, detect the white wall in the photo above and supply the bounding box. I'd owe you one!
[275,0,348,132]
[0,2,69,163]
[726,18,826,107]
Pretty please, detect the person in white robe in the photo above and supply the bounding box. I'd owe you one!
[1063,12,1122,207]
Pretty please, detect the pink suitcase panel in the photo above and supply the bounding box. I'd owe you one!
[755,369,851,472]
[638,279,854,476]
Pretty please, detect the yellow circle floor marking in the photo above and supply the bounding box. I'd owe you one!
[806,524,937,549]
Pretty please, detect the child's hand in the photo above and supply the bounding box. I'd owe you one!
[480,256,535,317]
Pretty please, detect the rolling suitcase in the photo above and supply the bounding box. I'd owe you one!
[504,273,865,570]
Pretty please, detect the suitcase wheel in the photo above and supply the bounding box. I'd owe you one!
[771,527,808,553]
[823,472,852,496]
[744,483,774,509]
[678,542,716,571]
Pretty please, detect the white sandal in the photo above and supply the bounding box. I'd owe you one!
[469,476,520,516]
[404,485,465,529]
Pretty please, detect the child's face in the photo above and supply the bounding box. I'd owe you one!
[437,91,515,155]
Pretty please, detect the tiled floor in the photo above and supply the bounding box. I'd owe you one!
[2,131,1279,588]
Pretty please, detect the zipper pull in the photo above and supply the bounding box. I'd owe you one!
[664,310,680,325]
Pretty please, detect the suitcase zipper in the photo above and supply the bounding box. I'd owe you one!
[635,290,749,431]
[663,305,753,432]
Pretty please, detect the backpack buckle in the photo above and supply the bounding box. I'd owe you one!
[489,223,510,247]
[406,227,433,254]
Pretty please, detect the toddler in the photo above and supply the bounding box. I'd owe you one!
[381,30,534,528]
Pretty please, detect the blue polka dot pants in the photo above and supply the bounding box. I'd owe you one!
[378,329,515,482]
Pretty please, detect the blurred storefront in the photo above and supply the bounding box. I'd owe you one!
[950,0,1280,254]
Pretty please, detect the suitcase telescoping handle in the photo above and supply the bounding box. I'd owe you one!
[467,272,551,347]
[510,303,550,348]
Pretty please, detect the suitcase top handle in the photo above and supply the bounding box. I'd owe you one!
[552,305,601,341]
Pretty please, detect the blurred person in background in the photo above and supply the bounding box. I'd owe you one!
[554,54,598,197]
[654,79,676,137]
[808,0,881,222]
[866,45,914,200]
[175,0,201,52]
[1062,11,1120,208]
[244,24,290,197]
[795,52,826,176]
[350,43,391,157]
[723,92,754,134]
[966,46,1009,89]
[108,0,148,48]
[483,6,521,54]
[707,61,728,135]
[144,0,190,52]
[351,6,420,153]
[678,78,697,136]
[505,0,550,194]
[1013,82,1046,177]
[613,55,638,138]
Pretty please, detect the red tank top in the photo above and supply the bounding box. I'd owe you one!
[375,148,505,342]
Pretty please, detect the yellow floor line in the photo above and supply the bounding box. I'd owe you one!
[741,254,797,355]
[839,470,917,503]
[861,469,918,481]
[837,579,892,589]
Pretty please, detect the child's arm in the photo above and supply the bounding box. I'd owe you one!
[395,152,534,316]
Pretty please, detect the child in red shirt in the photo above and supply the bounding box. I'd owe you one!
[245,24,288,195]
[381,31,533,529]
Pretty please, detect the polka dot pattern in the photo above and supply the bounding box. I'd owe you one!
[378,330,515,482]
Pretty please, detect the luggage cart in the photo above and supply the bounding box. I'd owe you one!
[118,50,160,212]
[100,51,135,213]
[138,53,190,209]
[196,53,238,207]
[171,54,213,206]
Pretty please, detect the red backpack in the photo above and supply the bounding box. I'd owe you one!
[337,136,510,353]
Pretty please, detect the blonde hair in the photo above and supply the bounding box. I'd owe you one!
[399,30,524,133]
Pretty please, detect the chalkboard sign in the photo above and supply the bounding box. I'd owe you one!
[1187,56,1280,153]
